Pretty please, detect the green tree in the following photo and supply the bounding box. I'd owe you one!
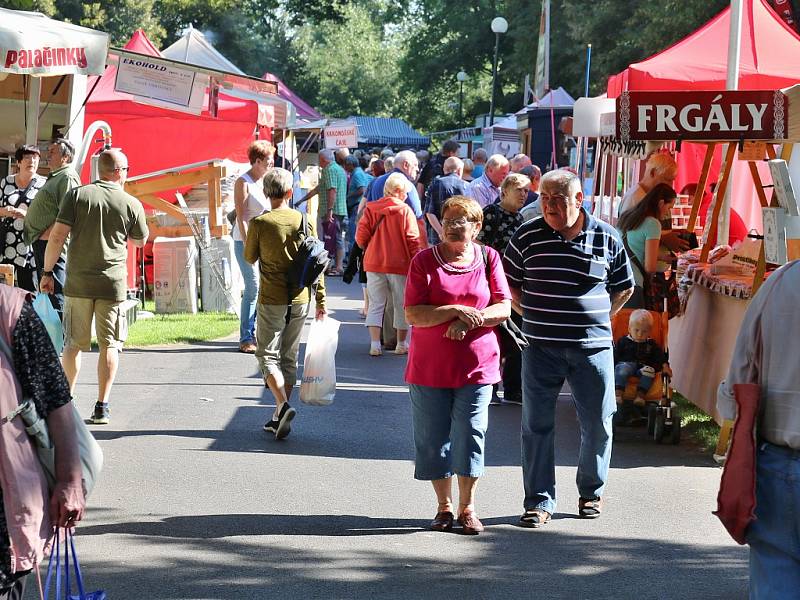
[287,2,402,119]
[1,0,56,14]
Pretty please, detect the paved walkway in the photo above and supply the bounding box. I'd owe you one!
[71,278,748,599]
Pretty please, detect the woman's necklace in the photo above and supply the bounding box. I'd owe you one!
[434,242,477,274]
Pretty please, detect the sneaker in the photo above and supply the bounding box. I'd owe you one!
[394,343,408,355]
[263,419,279,434]
[504,392,523,406]
[274,402,296,440]
[489,394,503,406]
[88,402,109,425]
[369,345,383,357]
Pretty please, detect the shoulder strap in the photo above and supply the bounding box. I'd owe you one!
[621,232,647,280]
[301,212,309,238]
[480,243,491,281]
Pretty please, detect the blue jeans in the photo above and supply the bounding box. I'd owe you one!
[409,384,493,480]
[747,443,800,599]
[614,361,655,393]
[233,240,258,344]
[521,344,616,514]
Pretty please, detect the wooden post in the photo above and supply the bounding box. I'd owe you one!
[700,143,737,262]
[687,143,717,231]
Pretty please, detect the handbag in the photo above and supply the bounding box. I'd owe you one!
[0,330,103,497]
[713,383,760,545]
[478,245,529,352]
[43,528,106,600]
[622,233,680,318]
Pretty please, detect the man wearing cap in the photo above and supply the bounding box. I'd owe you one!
[24,138,81,318]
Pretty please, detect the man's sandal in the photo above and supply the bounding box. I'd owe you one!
[578,497,603,519]
[518,508,551,528]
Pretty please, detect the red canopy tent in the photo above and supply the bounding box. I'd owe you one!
[606,0,800,235]
[83,29,264,181]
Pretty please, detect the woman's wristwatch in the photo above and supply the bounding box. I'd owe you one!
[42,270,54,278]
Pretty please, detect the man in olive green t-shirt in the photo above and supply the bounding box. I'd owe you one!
[24,138,82,319]
[41,149,148,425]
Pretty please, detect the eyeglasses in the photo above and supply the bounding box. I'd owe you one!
[539,193,571,205]
[441,217,475,228]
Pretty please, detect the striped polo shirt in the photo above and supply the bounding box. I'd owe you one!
[503,210,634,348]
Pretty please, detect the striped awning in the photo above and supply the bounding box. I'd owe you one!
[349,116,430,147]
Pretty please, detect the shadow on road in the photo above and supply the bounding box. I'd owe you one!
[75,513,748,599]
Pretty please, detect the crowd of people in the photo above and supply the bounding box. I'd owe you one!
[0,136,795,595]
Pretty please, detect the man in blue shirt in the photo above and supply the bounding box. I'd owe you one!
[504,169,634,529]
[344,155,371,255]
[465,154,509,208]
[424,156,466,244]
[365,150,421,218]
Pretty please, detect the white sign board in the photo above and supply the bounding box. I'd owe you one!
[324,122,358,149]
[762,207,788,264]
[115,56,205,113]
[768,159,799,216]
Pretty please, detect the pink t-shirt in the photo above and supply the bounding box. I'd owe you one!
[404,244,512,388]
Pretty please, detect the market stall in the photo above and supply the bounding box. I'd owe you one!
[613,87,800,433]
[0,8,108,159]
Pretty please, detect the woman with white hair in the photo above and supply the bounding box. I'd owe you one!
[356,172,424,356]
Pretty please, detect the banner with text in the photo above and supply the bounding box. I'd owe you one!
[324,122,359,149]
[616,90,787,142]
[115,55,206,114]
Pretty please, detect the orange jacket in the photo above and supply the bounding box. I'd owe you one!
[356,197,423,275]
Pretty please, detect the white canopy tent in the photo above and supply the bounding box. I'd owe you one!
[0,8,109,151]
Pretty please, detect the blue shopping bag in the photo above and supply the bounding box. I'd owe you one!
[44,528,106,600]
[33,293,64,355]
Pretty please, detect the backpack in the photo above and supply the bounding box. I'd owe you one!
[288,213,329,291]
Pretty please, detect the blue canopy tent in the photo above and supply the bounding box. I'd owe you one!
[349,116,430,149]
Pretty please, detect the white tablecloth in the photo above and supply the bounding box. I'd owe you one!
[668,285,749,424]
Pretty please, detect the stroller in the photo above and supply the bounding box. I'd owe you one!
[611,308,681,444]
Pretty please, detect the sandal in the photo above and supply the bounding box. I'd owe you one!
[578,497,603,519]
[430,510,454,532]
[326,268,343,277]
[518,508,551,528]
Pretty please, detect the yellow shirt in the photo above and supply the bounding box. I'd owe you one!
[243,207,326,309]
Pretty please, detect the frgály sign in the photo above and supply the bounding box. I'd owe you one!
[616,90,788,142]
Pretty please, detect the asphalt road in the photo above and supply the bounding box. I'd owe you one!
[68,278,748,600]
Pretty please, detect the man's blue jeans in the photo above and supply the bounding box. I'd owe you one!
[521,344,616,515]
[747,442,800,599]
[233,240,258,344]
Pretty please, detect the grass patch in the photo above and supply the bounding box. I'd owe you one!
[126,300,239,347]
[674,392,721,451]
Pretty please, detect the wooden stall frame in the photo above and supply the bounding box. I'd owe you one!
[125,160,229,238]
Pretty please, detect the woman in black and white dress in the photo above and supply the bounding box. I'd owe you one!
[0,146,46,292]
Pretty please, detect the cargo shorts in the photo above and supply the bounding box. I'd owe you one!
[64,297,128,351]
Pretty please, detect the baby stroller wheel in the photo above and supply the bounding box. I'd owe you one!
[654,409,667,443]
[670,408,682,445]
[647,404,658,436]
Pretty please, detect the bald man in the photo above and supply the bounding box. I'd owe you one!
[41,149,148,425]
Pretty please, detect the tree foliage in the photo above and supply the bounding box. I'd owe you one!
[0,0,747,132]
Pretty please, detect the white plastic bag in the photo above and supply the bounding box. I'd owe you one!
[33,293,63,355]
[300,317,340,406]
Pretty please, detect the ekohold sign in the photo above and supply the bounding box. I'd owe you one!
[617,90,788,142]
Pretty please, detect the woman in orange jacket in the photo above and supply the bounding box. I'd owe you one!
[356,172,424,356]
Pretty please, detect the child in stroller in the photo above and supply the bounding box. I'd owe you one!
[613,309,672,425]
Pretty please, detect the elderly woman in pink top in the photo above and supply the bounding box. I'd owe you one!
[404,195,511,535]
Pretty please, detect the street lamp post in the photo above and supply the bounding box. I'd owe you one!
[457,70,468,126]
[489,17,508,127]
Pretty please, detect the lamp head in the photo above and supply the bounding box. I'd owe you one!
[457,70,468,82]
[491,17,508,34]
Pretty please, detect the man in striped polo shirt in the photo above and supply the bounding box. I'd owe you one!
[503,169,634,528]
